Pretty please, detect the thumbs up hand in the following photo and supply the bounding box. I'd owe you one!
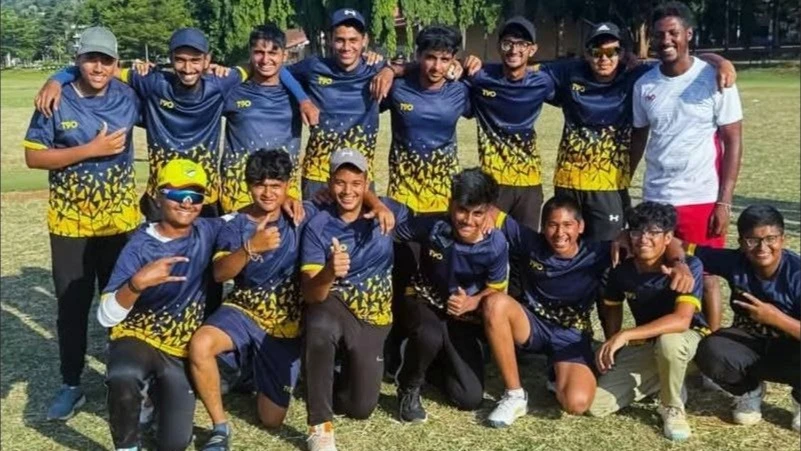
[248,215,281,253]
[328,237,350,278]
[447,287,479,316]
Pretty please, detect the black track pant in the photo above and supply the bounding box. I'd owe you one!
[51,233,128,386]
[695,326,800,402]
[397,298,484,410]
[106,338,196,451]
[303,295,390,425]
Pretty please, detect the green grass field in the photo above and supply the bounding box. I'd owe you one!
[1,67,799,451]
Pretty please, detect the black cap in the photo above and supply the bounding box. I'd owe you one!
[500,16,536,43]
[331,8,366,32]
[585,22,622,47]
[169,28,209,53]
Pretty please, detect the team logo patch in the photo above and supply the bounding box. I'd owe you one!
[317,75,333,86]
[60,120,79,130]
[571,83,585,93]
[609,214,620,222]
[399,102,414,112]
[481,89,497,98]
[159,98,175,109]
[529,260,544,271]
[428,249,443,260]
[236,99,252,108]
[645,93,656,101]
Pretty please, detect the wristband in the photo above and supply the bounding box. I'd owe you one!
[127,278,143,294]
[715,201,732,210]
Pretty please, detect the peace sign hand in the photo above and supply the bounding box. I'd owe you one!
[131,256,190,290]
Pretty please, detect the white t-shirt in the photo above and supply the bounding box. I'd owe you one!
[633,57,743,206]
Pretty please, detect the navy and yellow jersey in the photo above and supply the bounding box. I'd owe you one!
[288,56,380,183]
[689,245,801,338]
[221,81,302,212]
[23,80,141,237]
[395,215,509,319]
[300,198,410,325]
[381,75,472,213]
[212,202,318,338]
[468,63,555,187]
[543,60,654,191]
[604,256,709,335]
[101,218,223,357]
[119,68,247,204]
[497,212,611,332]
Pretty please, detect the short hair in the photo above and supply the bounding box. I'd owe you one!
[626,201,677,232]
[737,204,785,236]
[652,1,695,28]
[244,149,293,185]
[541,195,583,228]
[250,24,286,49]
[450,168,499,208]
[416,25,462,56]
[331,20,366,35]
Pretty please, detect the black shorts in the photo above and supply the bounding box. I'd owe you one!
[495,184,544,232]
[553,188,630,242]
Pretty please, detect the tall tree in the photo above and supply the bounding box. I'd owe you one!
[266,0,296,29]
[1,6,43,63]
[370,0,397,55]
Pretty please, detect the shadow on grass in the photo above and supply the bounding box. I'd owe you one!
[215,391,306,451]
[1,266,108,451]
[684,378,795,430]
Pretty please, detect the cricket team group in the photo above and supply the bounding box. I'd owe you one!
[22,1,800,450]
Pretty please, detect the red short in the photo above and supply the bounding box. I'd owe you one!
[674,202,726,249]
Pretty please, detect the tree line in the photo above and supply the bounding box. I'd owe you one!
[2,0,798,66]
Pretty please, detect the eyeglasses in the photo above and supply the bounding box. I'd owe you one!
[628,229,666,240]
[589,47,621,59]
[742,235,782,249]
[500,40,532,52]
[160,188,205,205]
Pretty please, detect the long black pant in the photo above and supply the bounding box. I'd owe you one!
[106,338,196,451]
[139,193,223,317]
[696,326,801,402]
[51,233,128,386]
[396,299,484,410]
[303,295,390,426]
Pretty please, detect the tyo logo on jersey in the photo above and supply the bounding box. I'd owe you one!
[317,75,333,86]
[60,120,79,130]
[236,99,252,108]
[159,99,175,109]
[571,83,585,93]
[481,89,497,98]
[529,260,544,271]
[428,249,443,260]
[399,102,414,112]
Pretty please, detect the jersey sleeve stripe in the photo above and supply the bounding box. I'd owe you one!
[686,243,697,256]
[301,263,324,274]
[494,211,508,229]
[487,280,509,291]
[236,66,248,81]
[23,140,47,151]
[212,251,232,262]
[119,68,131,84]
[603,299,624,306]
[676,294,702,311]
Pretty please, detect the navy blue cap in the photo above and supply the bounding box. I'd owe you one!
[169,27,209,53]
[501,16,536,43]
[331,8,366,31]
[585,22,622,47]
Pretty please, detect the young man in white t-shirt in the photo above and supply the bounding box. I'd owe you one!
[630,1,743,336]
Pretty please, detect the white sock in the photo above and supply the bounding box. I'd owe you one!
[506,388,526,399]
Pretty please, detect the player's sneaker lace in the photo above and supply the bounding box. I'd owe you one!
[659,405,691,441]
[307,422,337,451]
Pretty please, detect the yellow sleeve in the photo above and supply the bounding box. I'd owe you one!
[686,243,697,256]
[212,251,232,262]
[301,263,324,274]
[487,280,509,292]
[494,211,507,229]
[119,68,131,84]
[676,295,702,312]
[23,140,47,151]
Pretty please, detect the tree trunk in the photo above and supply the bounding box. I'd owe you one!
[636,22,649,59]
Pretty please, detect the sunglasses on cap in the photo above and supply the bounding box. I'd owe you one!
[589,46,621,59]
[160,188,205,205]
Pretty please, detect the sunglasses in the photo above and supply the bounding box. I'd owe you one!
[589,47,622,59]
[742,234,782,249]
[628,229,666,240]
[160,188,205,205]
[500,40,532,52]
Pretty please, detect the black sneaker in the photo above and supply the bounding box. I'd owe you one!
[201,428,230,451]
[398,386,427,423]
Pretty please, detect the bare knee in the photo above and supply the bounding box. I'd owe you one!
[482,292,513,324]
[188,328,218,363]
[257,395,288,429]
[559,390,593,415]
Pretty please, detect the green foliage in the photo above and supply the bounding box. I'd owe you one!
[79,0,196,60]
[0,6,43,62]
[371,0,398,54]
[266,0,296,29]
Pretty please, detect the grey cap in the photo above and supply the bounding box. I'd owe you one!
[330,148,369,174]
[77,26,119,59]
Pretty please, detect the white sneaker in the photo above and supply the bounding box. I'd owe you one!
[659,405,692,441]
[487,390,528,428]
[732,383,764,426]
[792,397,800,432]
[307,422,337,451]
